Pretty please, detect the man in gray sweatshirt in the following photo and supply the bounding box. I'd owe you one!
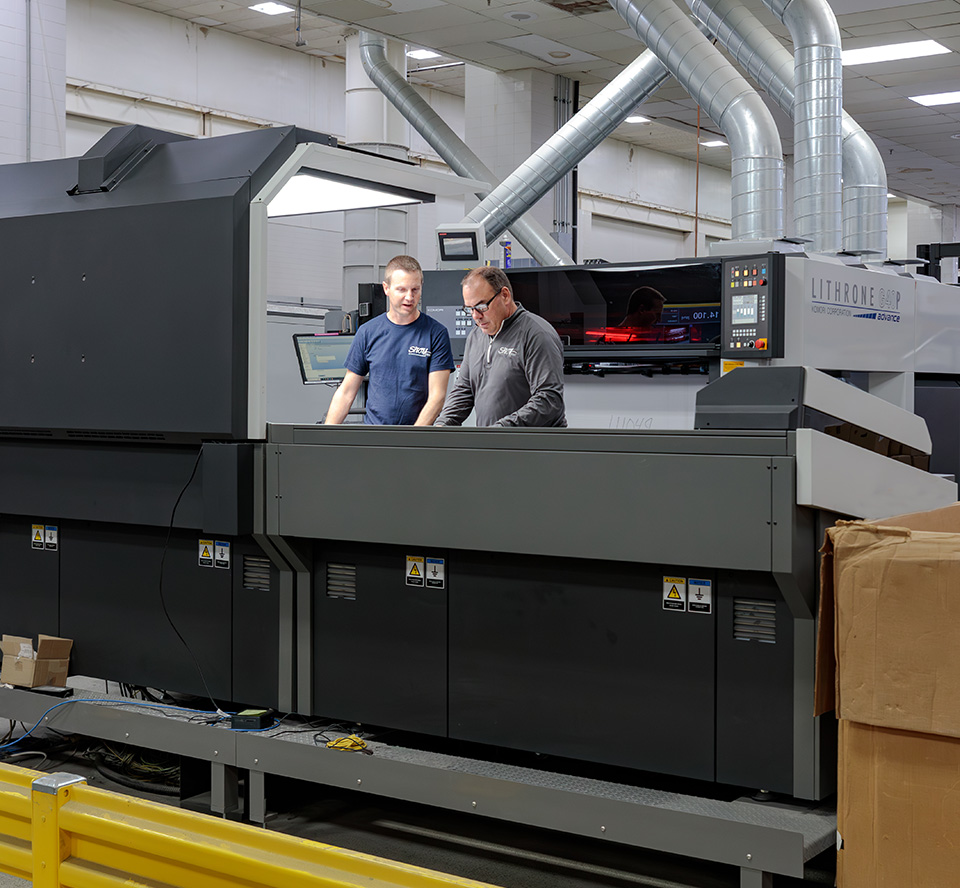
[435,266,566,427]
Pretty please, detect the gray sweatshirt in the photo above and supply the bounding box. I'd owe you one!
[436,305,567,427]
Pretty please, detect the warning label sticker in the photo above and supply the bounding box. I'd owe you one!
[199,539,214,568]
[214,540,231,570]
[32,524,44,550]
[689,578,713,614]
[406,555,424,587]
[426,557,445,589]
[44,525,58,551]
[663,576,687,611]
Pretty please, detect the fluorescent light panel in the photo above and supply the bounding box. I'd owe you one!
[625,115,650,123]
[408,49,441,60]
[249,1,292,13]
[268,173,425,217]
[842,39,949,66]
[909,90,960,107]
[700,139,727,147]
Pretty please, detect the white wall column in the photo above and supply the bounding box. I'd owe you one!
[464,66,558,265]
[342,30,411,309]
[1,0,66,163]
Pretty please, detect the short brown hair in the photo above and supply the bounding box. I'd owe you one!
[462,266,512,298]
[384,255,422,284]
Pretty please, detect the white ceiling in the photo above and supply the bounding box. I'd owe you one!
[120,0,960,205]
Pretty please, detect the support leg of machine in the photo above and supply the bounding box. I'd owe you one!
[248,769,267,826]
[740,867,773,888]
[211,762,241,817]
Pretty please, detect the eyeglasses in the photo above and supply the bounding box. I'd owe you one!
[462,290,502,315]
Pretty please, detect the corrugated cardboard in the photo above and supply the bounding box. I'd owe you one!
[816,501,960,723]
[818,502,960,888]
[838,721,960,887]
[0,634,73,688]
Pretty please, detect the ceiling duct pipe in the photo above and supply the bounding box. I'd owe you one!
[358,31,574,267]
[761,0,843,253]
[464,50,673,244]
[608,0,784,241]
[686,0,887,258]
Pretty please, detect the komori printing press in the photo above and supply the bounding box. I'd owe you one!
[0,125,956,804]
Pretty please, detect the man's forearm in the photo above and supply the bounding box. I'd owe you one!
[415,393,446,426]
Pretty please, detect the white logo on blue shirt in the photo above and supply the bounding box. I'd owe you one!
[408,345,432,357]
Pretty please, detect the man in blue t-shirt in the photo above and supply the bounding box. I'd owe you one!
[325,255,455,425]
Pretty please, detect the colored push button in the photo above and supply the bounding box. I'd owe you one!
[755,338,768,350]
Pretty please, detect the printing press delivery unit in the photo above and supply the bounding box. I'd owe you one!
[0,125,956,826]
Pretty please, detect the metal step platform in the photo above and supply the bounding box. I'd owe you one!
[0,681,835,888]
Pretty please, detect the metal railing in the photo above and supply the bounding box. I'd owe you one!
[0,762,499,888]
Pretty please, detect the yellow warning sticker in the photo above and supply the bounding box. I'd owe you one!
[406,555,425,587]
[721,360,745,376]
[663,576,687,611]
[32,524,44,550]
[199,539,214,568]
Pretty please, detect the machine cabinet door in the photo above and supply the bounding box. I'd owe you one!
[0,515,60,636]
[311,542,448,736]
[449,551,717,782]
[59,521,234,699]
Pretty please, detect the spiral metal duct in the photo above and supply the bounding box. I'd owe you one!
[464,49,673,244]
[761,0,843,252]
[687,0,887,257]
[358,31,574,267]
[609,0,784,240]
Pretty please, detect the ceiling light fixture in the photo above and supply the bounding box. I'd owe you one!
[699,139,727,148]
[407,48,441,60]
[625,115,650,123]
[548,50,571,58]
[909,90,960,107]
[504,10,538,20]
[842,39,950,67]
[249,1,292,13]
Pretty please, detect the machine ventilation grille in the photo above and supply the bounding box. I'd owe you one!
[0,428,54,437]
[66,430,165,441]
[733,599,777,643]
[327,563,357,600]
[242,555,272,592]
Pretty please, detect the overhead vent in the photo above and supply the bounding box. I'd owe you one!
[733,599,777,643]
[326,563,357,600]
[243,555,272,593]
[536,0,610,14]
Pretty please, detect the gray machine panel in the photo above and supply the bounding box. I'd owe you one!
[271,433,776,570]
[0,125,332,442]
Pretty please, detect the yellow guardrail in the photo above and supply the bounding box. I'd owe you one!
[0,763,500,888]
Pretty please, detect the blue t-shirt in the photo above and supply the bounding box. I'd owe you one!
[345,313,455,425]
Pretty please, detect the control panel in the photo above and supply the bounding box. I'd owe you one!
[720,253,785,359]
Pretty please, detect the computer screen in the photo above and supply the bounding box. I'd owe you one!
[438,230,481,263]
[293,333,355,384]
[506,261,722,348]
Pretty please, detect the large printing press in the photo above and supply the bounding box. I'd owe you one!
[0,125,957,811]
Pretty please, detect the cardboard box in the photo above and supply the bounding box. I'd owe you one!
[0,635,73,688]
[818,502,960,887]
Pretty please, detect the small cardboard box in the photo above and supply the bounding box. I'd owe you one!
[818,502,960,888]
[0,635,73,688]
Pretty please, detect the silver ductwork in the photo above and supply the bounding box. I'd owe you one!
[687,0,887,258]
[609,0,784,241]
[465,50,672,243]
[763,0,843,253]
[358,31,574,267]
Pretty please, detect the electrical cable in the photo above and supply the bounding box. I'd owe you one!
[157,447,226,717]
